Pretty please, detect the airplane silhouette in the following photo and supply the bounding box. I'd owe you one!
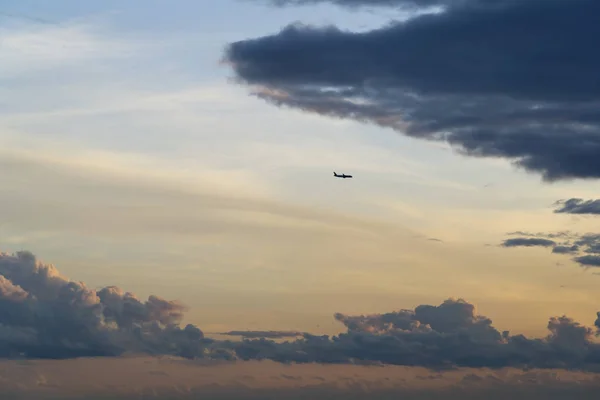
[334,171,352,179]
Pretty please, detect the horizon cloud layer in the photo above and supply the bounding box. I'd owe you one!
[2,250,600,372]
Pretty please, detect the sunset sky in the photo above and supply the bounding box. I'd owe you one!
[1,0,600,398]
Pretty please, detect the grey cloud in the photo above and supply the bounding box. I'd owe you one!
[506,231,575,240]
[554,199,600,215]
[223,297,600,371]
[574,234,600,253]
[5,250,600,373]
[334,298,500,342]
[546,316,594,353]
[574,255,600,268]
[96,286,187,328]
[219,330,305,339]
[552,245,579,254]
[258,0,529,11]
[499,231,600,268]
[261,0,462,9]
[225,0,600,181]
[501,238,555,248]
[0,251,213,359]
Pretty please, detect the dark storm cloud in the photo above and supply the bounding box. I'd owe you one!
[554,199,600,215]
[4,250,600,372]
[225,0,600,181]
[501,238,556,248]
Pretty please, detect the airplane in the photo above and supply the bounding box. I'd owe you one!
[334,171,353,179]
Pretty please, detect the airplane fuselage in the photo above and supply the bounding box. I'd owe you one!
[334,172,352,179]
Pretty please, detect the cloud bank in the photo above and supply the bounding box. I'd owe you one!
[225,0,600,181]
[0,251,212,359]
[3,250,600,373]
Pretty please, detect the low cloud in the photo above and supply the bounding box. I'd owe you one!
[219,331,305,339]
[501,238,556,248]
[554,199,600,215]
[3,250,600,373]
[2,358,600,399]
[223,298,600,371]
[0,251,213,359]
[225,0,600,181]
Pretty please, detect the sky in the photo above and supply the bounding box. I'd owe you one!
[1,0,600,397]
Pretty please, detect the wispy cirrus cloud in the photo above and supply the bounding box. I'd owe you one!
[0,20,138,78]
[0,144,404,243]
